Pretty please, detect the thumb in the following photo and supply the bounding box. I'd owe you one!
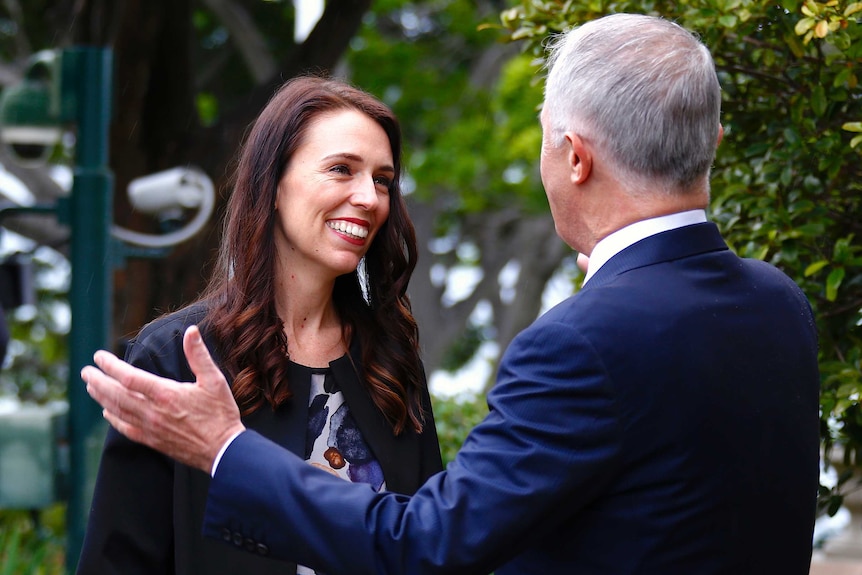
[182,325,225,390]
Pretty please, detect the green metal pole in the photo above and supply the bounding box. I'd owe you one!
[64,46,113,573]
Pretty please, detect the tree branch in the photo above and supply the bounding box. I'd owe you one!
[200,0,277,84]
[293,0,373,74]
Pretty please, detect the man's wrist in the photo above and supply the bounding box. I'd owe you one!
[211,429,245,477]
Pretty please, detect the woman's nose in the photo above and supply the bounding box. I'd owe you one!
[350,176,379,210]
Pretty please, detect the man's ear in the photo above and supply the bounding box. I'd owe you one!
[566,133,592,185]
[717,124,724,147]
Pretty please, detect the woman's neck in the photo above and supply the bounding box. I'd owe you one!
[274,269,345,369]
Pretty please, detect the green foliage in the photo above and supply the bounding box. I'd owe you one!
[195,91,219,127]
[495,0,862,513]
[432,392,490,465]
[440,324,487,373]
[0,506,65,574]
[347,1,548,222]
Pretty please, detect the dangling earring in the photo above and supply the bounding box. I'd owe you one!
[357,257,371,305]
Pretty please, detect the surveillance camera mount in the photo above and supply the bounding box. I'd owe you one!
[112,166,215,248]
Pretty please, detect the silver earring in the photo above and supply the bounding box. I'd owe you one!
[357,257,371,305]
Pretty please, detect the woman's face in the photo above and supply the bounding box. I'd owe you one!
[274,109,393,281]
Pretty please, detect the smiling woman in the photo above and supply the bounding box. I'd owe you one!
[272,109,392,282]
[75,76,443,575]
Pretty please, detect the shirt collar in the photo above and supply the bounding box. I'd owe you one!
[582,209,707,285]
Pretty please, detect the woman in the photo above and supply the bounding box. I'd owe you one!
[76,76,443,575]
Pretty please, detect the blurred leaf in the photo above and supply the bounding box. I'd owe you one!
[805,260,830,276]
[811,84,828,116]
[826,267,845,301]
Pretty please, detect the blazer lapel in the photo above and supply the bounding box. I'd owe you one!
[330,344,422,494]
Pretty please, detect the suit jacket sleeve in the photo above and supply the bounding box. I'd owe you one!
[203,315,624,575]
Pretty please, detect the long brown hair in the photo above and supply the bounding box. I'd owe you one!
[201,76,425,434]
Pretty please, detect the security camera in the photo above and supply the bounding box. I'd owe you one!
[114,166,215,249]
[0,127,62,166]
[0,50,64,167]
[127,167,207,217]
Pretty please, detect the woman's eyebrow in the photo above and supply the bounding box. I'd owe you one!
[321,152,394,173]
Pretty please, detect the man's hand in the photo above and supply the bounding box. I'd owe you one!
[82,325,246,473]
[577,253,590,274]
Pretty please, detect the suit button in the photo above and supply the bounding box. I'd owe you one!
[244,538,256,552]
[257,543,269,556]
[221,528,231,542]
[232,531,243,546]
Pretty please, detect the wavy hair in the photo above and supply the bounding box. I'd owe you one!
[200,76,425,434]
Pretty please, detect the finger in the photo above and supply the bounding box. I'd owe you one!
[93,349,186,403]
[82,366,151,436]
[92,349,160,398]
[82,365,109,409]
[83,364,125,412]
[182,326,227,391]
[101,408,147,445]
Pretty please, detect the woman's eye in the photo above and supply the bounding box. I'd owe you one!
[373,176,392,190]
[331,165,351,175]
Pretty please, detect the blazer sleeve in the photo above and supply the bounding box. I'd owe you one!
[203,316,624,575]
[75,333,187,575]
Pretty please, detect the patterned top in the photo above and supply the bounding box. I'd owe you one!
[296,366,386,575]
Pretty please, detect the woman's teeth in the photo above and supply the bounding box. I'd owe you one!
[327,220,368,239]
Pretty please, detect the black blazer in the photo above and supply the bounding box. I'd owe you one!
[76,303,443,575]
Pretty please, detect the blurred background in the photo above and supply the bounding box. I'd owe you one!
[0,0,859,573]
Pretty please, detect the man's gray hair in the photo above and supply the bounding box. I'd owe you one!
[544,13,721,194]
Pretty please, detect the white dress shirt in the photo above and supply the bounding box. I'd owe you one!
[582,209,707,285]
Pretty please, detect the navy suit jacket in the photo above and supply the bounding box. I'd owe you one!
[203,222,821,574]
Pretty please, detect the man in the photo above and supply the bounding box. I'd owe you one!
[84,13,821,574]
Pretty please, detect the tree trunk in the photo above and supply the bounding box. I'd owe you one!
[410,199,571,381]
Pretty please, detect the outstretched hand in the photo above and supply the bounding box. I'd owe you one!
[82,325,246,473]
